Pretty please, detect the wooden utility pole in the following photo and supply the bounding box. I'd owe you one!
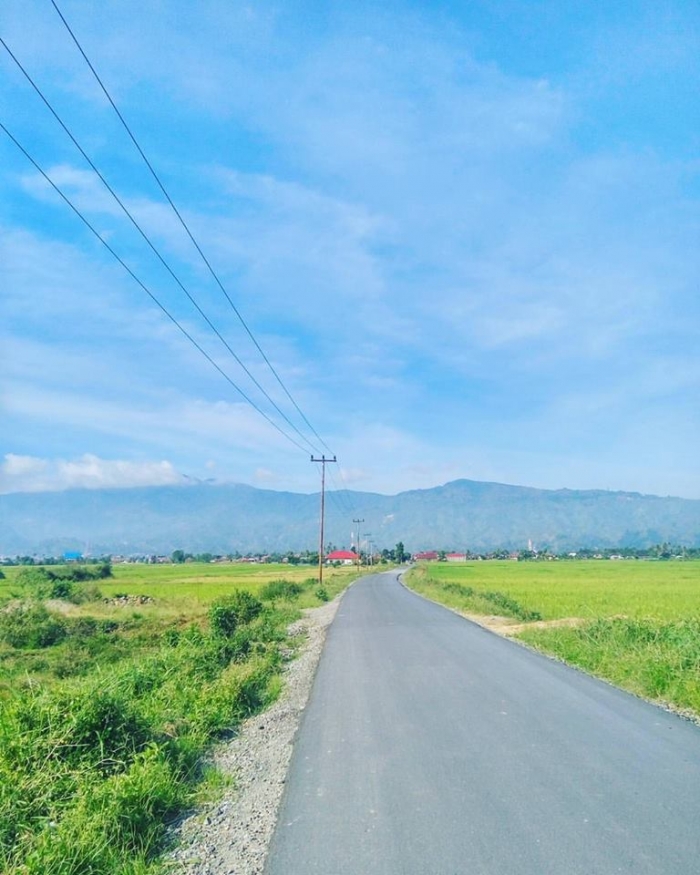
[353,518,364,570]
[312,455,336,586]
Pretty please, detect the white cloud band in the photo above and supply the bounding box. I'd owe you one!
[0,454,184,494]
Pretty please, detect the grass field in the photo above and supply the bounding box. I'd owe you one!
[406,560,700,717]
[0,561,359,875]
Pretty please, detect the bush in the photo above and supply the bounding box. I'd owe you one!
[16,568,53,599]
[0,603,67,649]
[69,583,104,603]
[67,689,151,771]
[17,565,112,599]
[49,578,75,600]
[209,590,263,638]
[260,579,303,601]
[315,587,329,602]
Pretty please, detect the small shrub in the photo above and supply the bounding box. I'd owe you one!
[67,688,151,771]
[0,603,67,649]
[96,562,113,579]
[68,583,103,604]
[260,579,303,601]
[66,616,99,639]
[209,591,263,638]
[17,567,53,599]
[49,578,74,600]
[230,590,264,624]
[213,625,254,664]
[315,587,329,602]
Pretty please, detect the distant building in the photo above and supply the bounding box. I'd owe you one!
[326,549,357,565]
[413,551,439,561]
[63,551,83,563]
[446,552,467,562]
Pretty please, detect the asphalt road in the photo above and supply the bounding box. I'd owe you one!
[265,571,700,875]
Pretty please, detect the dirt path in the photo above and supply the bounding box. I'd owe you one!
[458,612,585,636]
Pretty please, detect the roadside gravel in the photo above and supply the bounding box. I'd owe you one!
[165,595,342,875]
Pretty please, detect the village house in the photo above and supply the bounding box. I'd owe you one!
[326,549,358,565]
[413,550,439,561]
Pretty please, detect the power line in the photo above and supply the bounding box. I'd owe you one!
[0,35,322,456]
[326,467,358,517]
[0,118,311,455]
[49,0,334,456]
[325,486,353,523]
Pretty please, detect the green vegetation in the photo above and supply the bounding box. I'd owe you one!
[259,579,304,601]
[0,562,358,875]
[406,560,700,716]
[15,564,111,604]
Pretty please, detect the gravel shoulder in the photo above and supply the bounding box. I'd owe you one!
[165,595,343,875]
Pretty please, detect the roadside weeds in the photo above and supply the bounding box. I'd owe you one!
[165,596,343,875]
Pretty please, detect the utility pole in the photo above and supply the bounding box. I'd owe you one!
[312,455,336,586]
[364,533,372,566]
[353,518,364,570]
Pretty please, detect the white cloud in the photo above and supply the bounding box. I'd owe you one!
[2,381,300,457]
[0,453,184,493]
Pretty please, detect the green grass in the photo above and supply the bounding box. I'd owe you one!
[0,562,359,874]
[405,560,700,718]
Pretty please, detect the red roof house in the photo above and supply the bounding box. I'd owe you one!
[326,549,358,565]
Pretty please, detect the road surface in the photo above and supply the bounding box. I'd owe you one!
[265,571,700,874]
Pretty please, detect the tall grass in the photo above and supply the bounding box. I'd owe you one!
[518,618,700,714]
[0,566,356,874]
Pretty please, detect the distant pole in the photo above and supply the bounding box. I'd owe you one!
[364,533,372,566]
[353,517,364,570]
[312,455,337,586]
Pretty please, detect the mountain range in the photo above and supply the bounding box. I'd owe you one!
[2,479,700,556]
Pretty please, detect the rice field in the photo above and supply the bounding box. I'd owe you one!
[409,559,700,620]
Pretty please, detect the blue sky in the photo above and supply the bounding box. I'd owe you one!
[1,0,699,499]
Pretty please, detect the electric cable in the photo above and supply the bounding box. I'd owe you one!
[0,35,322,456]
[326,467,357,516]
[0,118,311,455]
[49,0,334,456]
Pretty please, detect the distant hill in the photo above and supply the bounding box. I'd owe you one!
[1,479,700,555]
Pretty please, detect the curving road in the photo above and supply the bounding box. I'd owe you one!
[265,571,700,874]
